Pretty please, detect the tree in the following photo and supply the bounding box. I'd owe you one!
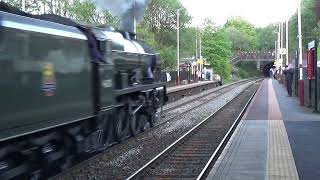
[224,27,251,52]
[202,19,232,80]
[2,0,40,13]
[255,24,278,51]
[288,0,318,52]
[180,27,198,58]
[2,0,119,26]
[136,0,193,70]
[142,0,191,32]
[224,17,257,50]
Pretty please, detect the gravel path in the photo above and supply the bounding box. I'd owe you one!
[54,79,260,180]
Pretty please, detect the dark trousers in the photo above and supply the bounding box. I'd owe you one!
[286,79,293,96]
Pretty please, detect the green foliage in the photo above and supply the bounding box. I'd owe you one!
[137,25,176,70]
[180,28,197,58]
[142,0,191,32]
[137,0,194,70]
[136,25,156,47]
[237,68,249,78]
[256,24,278,51]
[224,27,251,51]
[225,17,256,37]
[288,0,318,52]
[202,19,232,80]
[224,17,278,53]
[65,0,119,26]
[6,0,265,77]
[68,0,96,23]
[224,17,257,50]
[158,46,177,70]
[2,0,40,13]
[2,0,119,26]
[235,62,260,78]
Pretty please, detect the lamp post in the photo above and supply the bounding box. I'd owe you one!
[199,36,202,74]
[298,1,304,105]
[196,32,198,59]
[298,3,303,80]
[22,0,26,11]
[280,22,284,61]
[176,9,182,85]
[277,24,281,61]
[286,20,289,66]
[274,41,278,61]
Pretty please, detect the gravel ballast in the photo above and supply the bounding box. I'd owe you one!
[54,80,261,180]
[135,81,260,179]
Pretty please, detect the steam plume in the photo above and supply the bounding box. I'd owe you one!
[88,0,149,32]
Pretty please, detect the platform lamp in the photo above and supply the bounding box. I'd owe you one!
[286,20,289,66]
[297,1,304,106]
[22,0,26,11]
[273,30,281,77]
[176,8,182,86]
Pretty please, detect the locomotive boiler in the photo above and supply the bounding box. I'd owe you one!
[0,2,167,179]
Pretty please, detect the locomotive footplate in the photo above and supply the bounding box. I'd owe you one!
[114,82,167,96]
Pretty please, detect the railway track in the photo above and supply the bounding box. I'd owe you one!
[157,78,260,127]
[127,81,260,179]
[52,79,261,180]
[163,78,255,114]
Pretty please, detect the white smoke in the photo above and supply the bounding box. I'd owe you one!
[88,0,149,32]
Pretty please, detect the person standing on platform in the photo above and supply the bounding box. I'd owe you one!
[269,68,274,78]
[197,71,201,81]
[283,64,294,96]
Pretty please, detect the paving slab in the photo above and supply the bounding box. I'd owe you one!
[272,80,320,180]
[206,79,300,180]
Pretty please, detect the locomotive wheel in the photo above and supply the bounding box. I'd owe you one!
[149,114,156,127]
[140,114,149,132]
[96,113,114,150]
[104,119,115,147]
[147,107,158,128]
[114,107,129,142]
[130,113,141,136]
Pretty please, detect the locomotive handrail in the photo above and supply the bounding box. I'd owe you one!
[111,49,157,56]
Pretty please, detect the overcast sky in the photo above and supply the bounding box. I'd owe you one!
[180,0,301,27]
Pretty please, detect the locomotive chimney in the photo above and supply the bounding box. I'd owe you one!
[87,0,149,40]
[121,3,137,39]
[133,15,136,34]
[129,14,137,39]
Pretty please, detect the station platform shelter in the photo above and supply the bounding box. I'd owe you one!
[207,78,320,180]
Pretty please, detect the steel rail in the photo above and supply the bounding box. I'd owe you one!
[127,80,261,180]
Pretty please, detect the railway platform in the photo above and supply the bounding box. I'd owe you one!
[207,78,320,180]
[166,80,220,103]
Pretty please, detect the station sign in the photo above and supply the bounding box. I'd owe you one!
[307,40,316,80]
[307,40,318,112]
[197,59,204,64]
[273,58,283,68]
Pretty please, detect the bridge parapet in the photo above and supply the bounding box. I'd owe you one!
[231,51,275,64]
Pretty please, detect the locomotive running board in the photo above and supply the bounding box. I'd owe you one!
[114,82,167,96]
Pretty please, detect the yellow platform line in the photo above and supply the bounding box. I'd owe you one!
[266,79,299,180]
